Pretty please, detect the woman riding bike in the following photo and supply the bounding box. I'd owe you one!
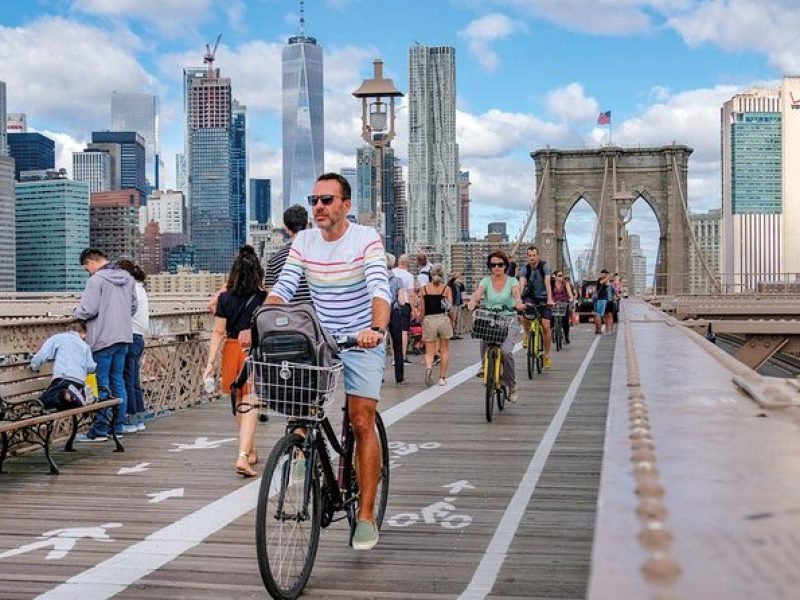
[467,250,525,402]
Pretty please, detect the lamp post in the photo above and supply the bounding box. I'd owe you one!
[352,59,403,242]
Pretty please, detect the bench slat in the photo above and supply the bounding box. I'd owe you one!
[1,377,52,401]
[0,399,120,434]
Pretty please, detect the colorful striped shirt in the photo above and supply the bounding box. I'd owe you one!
[270,223,391,335]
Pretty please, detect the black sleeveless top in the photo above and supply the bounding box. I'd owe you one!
[422,285,445,316]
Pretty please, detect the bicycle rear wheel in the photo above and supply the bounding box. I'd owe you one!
[348,411,391,533]
[256,433,321,600]
[555,321,563,352]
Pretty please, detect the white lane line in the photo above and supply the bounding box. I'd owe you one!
[459,335,602,600]
[37,356,484,600]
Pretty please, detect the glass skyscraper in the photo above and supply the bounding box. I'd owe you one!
[231,100,247,248]
[15,175,90,291]
[0,157,14,291]
[282,17,324,213]
[90,131,146,201]
[8,133,55,180]
[407,46,459,256]
[111,92,160,190]
[250,178,271,225]
[0,81,7,157]
[73,149,112,192]
[188,63,235,273]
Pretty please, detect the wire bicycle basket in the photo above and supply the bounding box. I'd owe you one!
[250,359,343,420]
[552,302,569,317]
[471,309,516,345]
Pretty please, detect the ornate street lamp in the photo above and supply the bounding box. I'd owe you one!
[352,60,403,234]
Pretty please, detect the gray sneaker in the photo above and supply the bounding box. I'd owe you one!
[352,520,379,550]
[508,388,519,403]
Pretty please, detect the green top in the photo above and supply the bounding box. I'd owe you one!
[480,276,519,310]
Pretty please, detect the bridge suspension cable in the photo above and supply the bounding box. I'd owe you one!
[511,158,550,258]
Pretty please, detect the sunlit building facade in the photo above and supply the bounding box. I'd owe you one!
[111,92,160,190]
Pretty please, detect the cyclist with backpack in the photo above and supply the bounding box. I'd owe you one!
[518,245,555,368]
[266,172,390,551]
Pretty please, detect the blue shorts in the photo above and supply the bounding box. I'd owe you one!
[341,345,385,401]
[595,299,608,317]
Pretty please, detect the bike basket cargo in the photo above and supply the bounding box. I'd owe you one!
[552,302,569,317]
[249,302,340,417]
[471,309,515,345]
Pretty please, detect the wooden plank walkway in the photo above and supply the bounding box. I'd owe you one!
[0,324,615,599]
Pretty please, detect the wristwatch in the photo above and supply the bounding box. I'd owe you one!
[370,326,386,335]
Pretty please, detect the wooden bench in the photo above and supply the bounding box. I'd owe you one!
[0,362,124,474]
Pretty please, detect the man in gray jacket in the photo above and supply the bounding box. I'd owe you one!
[73,248,138,441]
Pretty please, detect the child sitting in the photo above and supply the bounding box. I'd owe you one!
[30,320,96,411]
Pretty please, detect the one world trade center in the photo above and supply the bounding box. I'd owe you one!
[282,3,324,212]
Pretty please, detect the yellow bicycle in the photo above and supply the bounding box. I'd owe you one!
[472,308,517,422]
[524,305,544,378]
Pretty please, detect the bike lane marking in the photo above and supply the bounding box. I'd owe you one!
[458,334,601,600]
[36,356,486,600]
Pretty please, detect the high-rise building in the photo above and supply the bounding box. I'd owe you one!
[487,222,507,240]
[629,234,647,296]
[182,67,206,219]
[187,59,235,272]
[73,149,112,192]
[780,77,800,278]
[449,233,527,292]
[90,190,141,261]
[282,7,324,212]
[231,100,247,247]
[175,153,187,193]
[354,146,398,251]
[340,166,356,208]
[458,170,470,241]
[139,220,163,275]
[111,92,160,189]
[8,133,55,180]
[89,131,146,201]
[408,45,459,256]
[15,172,89,291]
[392,164,407,255]
[0,81,6,156]
[250,178,271,224]
[145,189,185,234]
[7,112,26,133]
[0,156,15,290]
[689,209,721,294]
[356,147,374,217]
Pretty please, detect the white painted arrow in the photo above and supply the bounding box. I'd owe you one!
[168,437,236,452]
[442,480,475,494]
[147,488,185,504]
[117,462,151,475]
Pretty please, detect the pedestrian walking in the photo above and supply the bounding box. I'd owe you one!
[386,253,408,386]
[392,254,416,365]
[203,245,266,477]
[418,264,453,386]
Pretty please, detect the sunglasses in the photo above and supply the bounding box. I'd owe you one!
[490,262,506,268]
[307,194,343,206]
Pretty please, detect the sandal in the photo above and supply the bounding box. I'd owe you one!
[235,451,257,478]
[248,449,258,465]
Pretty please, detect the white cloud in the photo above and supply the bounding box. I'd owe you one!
[38,130,87,176]
[546,83,599,122]
[457,108,570,158]
[459,13,527,71]
[0,17,155,137]
[72,0,213,35]
[667,0,800,73]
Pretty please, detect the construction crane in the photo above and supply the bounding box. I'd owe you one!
[204,34,222,74]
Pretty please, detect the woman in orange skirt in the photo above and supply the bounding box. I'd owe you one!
[203,245,266,477]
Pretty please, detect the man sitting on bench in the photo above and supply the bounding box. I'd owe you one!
[30,320,96,411]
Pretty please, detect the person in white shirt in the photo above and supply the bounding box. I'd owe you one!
[392,254,416,364]
[117,260,149,432]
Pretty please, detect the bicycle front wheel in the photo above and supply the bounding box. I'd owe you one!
[526,330,534,379]
[256,433,321,600]
[535,325,544,374]
[485,347,498,422]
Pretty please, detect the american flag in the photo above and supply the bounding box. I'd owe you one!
[597,110,611,126]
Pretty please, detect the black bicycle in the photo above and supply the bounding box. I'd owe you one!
[250,338,390,600]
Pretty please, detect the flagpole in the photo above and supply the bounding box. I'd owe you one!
[609,118,613,145]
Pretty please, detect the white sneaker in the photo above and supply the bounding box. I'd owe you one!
[136,422,146,432]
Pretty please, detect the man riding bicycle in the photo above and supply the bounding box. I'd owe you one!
[265,172,390,551]
[518,245,555,368]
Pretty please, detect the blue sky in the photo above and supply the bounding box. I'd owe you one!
[1,0,794,273]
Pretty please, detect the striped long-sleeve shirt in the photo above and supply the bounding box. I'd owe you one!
[270,223,391,336]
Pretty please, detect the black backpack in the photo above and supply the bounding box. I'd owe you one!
[249,302,339,417]
[522,261,547,301]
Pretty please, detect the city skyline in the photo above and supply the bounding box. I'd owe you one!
[0,1,797,259]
